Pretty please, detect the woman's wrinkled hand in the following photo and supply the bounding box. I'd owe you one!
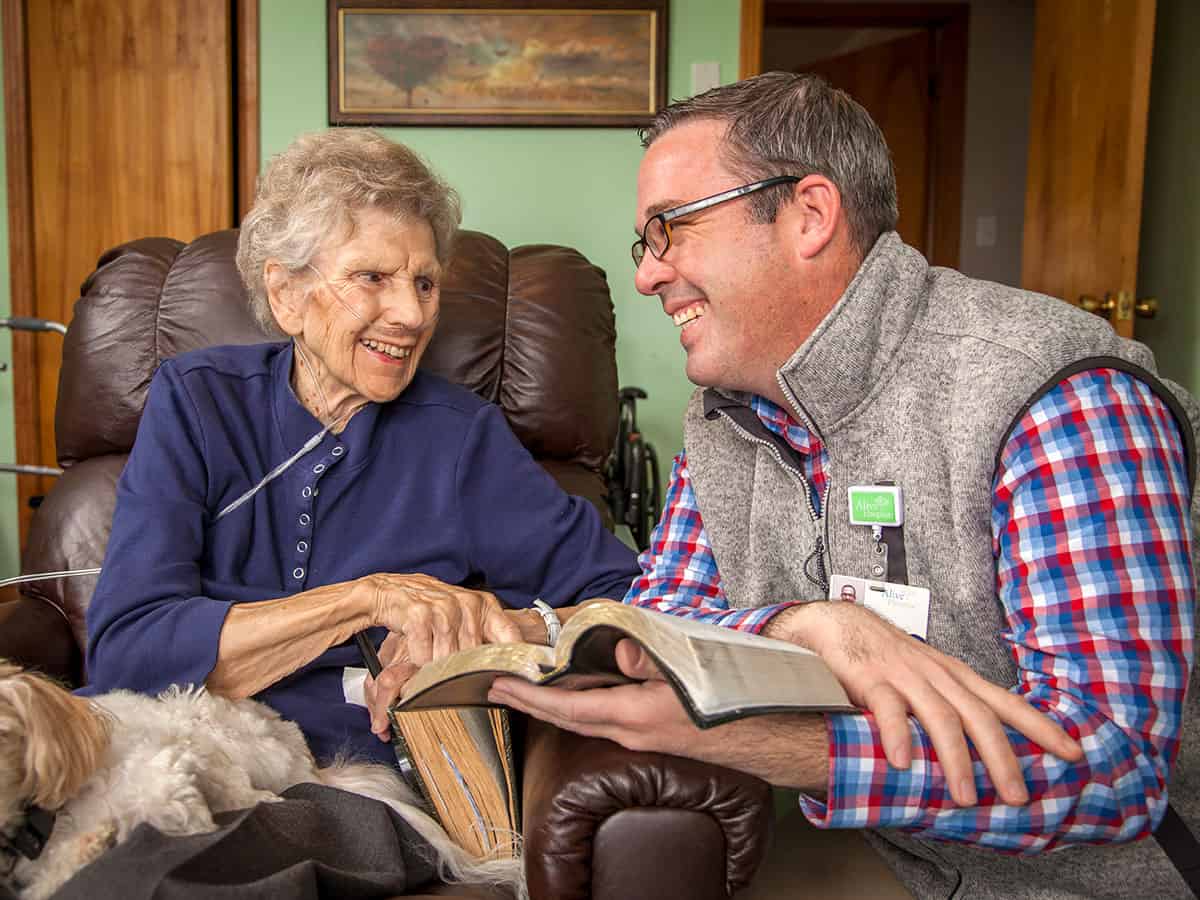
[364,572,522,665]
[361,573,522,741]
[364,631,419,741]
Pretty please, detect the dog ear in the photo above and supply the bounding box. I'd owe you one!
[0,663,110,809]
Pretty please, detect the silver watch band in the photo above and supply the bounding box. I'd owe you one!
[531,598,562,646]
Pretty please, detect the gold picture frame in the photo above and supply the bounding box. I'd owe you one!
[328,0,668,126]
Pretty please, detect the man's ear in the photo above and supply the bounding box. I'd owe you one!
[265,261,305,337]
[777,174,843,260]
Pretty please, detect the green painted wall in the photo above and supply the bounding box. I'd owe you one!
[7,1,1189,561]
[261,0,740,487]
[1137,0,1200,397]
[0,31,16,576]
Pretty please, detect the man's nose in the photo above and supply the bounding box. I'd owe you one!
[633,250,676,296]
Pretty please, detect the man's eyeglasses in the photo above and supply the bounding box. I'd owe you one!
[631,175,801,267]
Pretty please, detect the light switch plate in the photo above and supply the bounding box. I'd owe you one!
[691,62,720,95]
[975,215,998,248]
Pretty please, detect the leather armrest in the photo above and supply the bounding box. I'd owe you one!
[520,716,773,900]
[0,587,82,686]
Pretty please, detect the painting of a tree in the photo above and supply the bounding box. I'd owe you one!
[365,33,451,107]
[330,2,667,126]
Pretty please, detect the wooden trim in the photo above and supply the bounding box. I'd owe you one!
[236,0,260,221]
[740,0,764,79]
[2,0,42,545]
[1118,0,1156,294]
[751,1,968,268]
[928,9,967,267]
[765,1,966,28]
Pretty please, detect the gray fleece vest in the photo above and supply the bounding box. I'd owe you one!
[685,233,1200,899]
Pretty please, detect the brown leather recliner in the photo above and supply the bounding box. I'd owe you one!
[0,229,772,900]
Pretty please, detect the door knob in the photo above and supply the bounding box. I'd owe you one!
[1078,292,1157,322]
[1078,294,1115,316]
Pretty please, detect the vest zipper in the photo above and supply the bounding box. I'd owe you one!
[774,372,833,592]
[714,410,831,593]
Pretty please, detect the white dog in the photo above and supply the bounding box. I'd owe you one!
[0,661,524,900]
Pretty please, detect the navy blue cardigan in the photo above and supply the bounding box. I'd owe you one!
[84,342,638,765]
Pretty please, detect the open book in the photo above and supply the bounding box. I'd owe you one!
[397,602,853,726]
[382,603,853,857]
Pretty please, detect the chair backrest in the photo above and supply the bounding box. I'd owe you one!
[21,228,619,680]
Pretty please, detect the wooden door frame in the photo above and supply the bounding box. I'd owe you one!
[1,0,260,543]
[739,0,968,268]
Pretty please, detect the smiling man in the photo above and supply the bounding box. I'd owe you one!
[491,72,1200,898]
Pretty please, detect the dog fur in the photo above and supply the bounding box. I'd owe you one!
[0,660,524,900]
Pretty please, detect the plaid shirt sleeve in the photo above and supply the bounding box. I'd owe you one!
[622,451,802,631]
[800,368,1195,852]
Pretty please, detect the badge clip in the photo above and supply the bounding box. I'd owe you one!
[848,485,903,581]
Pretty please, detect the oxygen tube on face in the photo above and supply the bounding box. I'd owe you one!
[7,261,433,587]
[7,339,357,587]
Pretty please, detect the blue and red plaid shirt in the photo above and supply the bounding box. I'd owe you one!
[625,369,1195,851]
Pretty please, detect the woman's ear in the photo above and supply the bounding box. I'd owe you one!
[265,261,305,337]
[777,174,843,260]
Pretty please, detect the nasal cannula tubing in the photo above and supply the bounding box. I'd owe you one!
[4,333,364,590]
[8,264,440,590]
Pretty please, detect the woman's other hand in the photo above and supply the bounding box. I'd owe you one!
[364,631,417,741]
[365,572,521,665]
[362,573,522,740]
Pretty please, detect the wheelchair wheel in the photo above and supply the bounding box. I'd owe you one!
[626,438,662,552]
[605,386,661,552]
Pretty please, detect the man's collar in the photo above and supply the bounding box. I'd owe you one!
[773,231,928,438]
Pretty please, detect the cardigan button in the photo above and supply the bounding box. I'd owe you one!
[292,567,305,580]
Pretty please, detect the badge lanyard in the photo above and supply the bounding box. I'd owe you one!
[847,484,903,581]
[836,483,929,640]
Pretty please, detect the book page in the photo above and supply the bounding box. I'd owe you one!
[393,708,518,860]
[398,641,556,708]
[675,640,852,722]
[559,603,853,727]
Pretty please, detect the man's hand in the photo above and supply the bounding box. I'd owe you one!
[488,640,695,751]
[767,602,1083,806]
[488,639,830,790]
[364,572,521,665]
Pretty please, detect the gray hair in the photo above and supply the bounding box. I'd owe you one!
[640,72,898,256]
[236,129,461,336]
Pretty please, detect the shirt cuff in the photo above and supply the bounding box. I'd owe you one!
[799,712,933,829]
[743,600,805,634]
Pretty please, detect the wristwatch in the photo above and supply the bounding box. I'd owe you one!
[531,598,562,646]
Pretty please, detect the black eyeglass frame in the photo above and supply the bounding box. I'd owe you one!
[631,175,802,267]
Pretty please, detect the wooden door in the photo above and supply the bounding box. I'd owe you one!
[803,31,934,256]
[5,0,258,546]
[739,1,968,268]
[1021,0,1156,338]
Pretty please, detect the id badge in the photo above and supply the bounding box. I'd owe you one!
[829,573,930,640]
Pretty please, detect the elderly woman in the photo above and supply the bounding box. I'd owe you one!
[82,130,639,769]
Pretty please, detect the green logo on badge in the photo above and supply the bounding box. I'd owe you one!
[847,486,903,526]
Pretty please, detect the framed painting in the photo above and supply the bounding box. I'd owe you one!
[328,0,668,126]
